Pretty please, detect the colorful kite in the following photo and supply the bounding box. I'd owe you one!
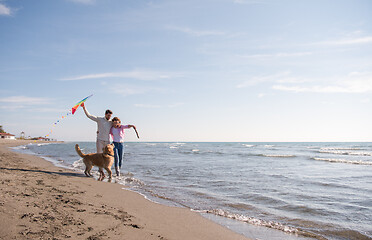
[72,94,93,114]
[44,94,93,138]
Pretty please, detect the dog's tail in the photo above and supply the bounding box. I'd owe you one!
[75,144,85,158]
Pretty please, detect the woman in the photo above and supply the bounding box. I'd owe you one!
[109,117,138,176]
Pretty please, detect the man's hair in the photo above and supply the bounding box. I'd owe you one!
[105,109,113,115]
[112,117,121,122]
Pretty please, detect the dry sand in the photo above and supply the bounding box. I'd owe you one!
[0,140,249,240]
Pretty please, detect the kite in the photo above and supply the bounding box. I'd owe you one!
[72,94,93,114]
[44,94,93,138]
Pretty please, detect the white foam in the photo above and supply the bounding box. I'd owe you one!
[263,154,295,158]
[116,172,145,186]
[144,143,158,146]
[72,159,84,169]
[320,147,363,150]
[313,157,372,165]
[201,209,299,234]
[242,144,254,147]
[319,150,372,156]
[11,145,29,150]
[37,143,52,146]
[192,149,199,152]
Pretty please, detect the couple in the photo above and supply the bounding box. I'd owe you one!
[81,103,138,177]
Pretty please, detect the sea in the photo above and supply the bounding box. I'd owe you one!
[12,142,372,240]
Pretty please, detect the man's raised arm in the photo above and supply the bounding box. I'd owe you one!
[81,103,98,122]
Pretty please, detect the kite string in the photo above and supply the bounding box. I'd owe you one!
[45,109,73,138]
[44,94,93,138]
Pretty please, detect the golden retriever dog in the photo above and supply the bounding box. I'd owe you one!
[75,144,115,181]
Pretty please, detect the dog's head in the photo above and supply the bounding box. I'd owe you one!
[103,143,115,156]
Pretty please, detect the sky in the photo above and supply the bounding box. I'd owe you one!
[1,0,372,142]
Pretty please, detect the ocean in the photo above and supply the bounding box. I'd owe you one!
[12,142,372,240]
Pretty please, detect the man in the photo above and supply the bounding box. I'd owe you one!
[81,103,113,153]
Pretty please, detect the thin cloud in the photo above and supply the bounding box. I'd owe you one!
[361,98,370,103]
[314,36,372,46]
[60,70,178,81]
[166,25,226,37]
[111,86,148,97]
[0,96,53,111]
[0,3,11,16]
[110,84,168,97]
[134,102,184,108]
[236,71,293,88]
[273,85,352,93]
[0,105,25,110]
[0,96,52,105]
[134,104,161,109]
[30,107,69,113]
[273,72,372,93]
[238,52,313,59]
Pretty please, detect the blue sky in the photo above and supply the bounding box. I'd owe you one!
[1,0,372,142]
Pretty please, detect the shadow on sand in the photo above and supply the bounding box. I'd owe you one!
[0,167,86,178]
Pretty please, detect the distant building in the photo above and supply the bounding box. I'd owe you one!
[37,137,51,141]
[0,133,16,140]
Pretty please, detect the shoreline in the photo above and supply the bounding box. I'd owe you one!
[0,139,249,240]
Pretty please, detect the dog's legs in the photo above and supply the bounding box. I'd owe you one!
[83,159,89,177]
[105,167,113,181]
[98,167,105,181]
[101,170,106,180]
[86,164,93,177]
[84,168,89,177]
[83,160,93,177]
[84,163,90,177]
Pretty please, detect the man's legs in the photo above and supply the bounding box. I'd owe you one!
[96,140,109,153]
[96,139,110,177]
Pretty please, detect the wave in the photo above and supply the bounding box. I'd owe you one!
[319,150,372,156]
[117,173,145,186]
[262,154,296,158]
[144,143,158,146]
[11,145,29,150]
[72,159,85,169]
[320,147,364,150]
[242,144,255,147]
[196,209,322,238]
[37,143,52,146]
[169,142,186,146]
[312,158,372,166]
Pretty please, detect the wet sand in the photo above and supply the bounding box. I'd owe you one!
[0,139,248,240]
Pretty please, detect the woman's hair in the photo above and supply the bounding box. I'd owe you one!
[112,117,121,122]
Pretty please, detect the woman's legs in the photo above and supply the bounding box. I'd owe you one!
[113,142,124,176]
[117,142,124,168]
[113,142,120,168]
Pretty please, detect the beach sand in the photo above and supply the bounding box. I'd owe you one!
[0,140,249,240]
